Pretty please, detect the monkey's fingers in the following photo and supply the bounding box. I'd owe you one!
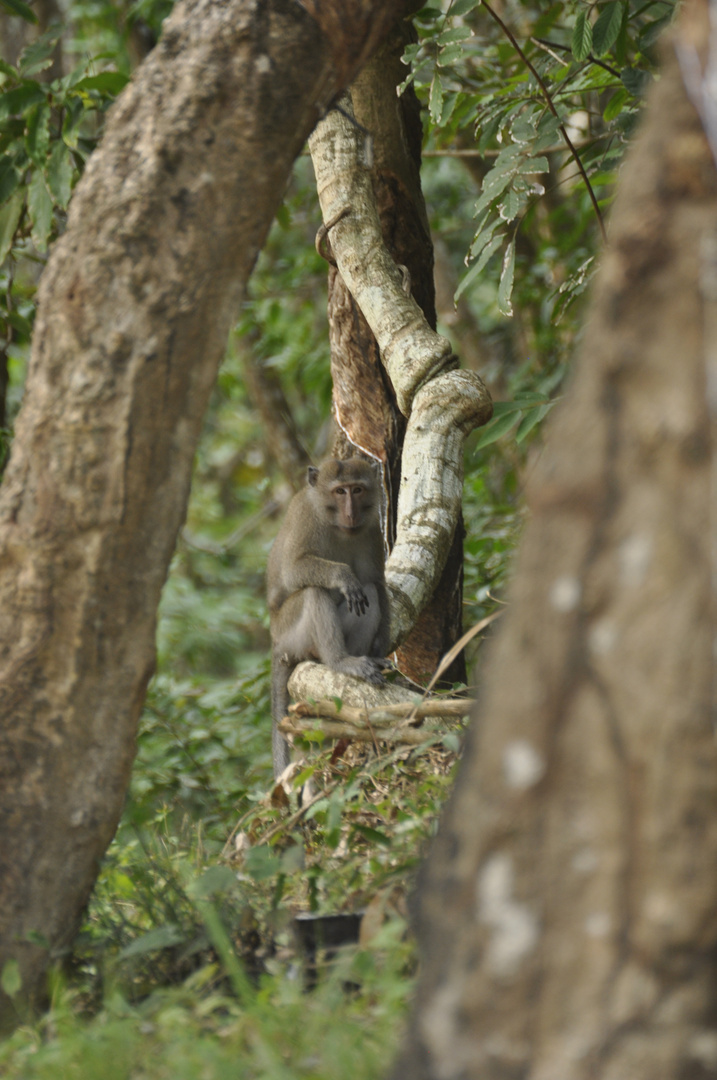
[345,586,369,615]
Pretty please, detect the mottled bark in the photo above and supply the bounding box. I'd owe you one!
[0,0,413,1027]
[393,6,717,1079]
[309,76,492,662]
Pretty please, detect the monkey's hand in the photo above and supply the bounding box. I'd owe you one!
[338,574,369,616]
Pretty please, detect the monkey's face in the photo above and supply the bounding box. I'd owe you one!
[328,481,373,532]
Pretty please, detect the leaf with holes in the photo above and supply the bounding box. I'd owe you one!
[429,71,444,124]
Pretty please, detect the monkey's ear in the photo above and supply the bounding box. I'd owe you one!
[307,466,319,487]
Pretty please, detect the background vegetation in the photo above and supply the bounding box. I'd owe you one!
[0,0,675,1073]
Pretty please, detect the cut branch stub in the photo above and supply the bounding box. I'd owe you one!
[309,94,457,417]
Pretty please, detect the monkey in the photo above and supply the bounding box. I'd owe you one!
[267,457,391,778]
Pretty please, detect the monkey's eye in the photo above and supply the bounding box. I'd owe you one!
[352,486,363,495]
[334,487,346,496]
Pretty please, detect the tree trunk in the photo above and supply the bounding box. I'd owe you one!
[0,0,413,1027]
[392,5,717,1078]
[324,26,468,683]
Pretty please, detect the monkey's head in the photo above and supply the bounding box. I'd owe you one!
[308,457,379,533]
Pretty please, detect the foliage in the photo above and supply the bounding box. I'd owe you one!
[0,0,678,1073]
[406,0,676,318]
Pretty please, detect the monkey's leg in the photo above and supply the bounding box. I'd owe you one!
[305,588,385,684]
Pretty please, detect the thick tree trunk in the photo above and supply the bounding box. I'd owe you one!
[0,0,413,1027]
[393,6,717,1079]
[324,27,468,683]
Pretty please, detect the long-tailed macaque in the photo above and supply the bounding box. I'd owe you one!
[267,457,391,777]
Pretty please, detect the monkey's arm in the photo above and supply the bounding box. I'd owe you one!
[281,554,370,615]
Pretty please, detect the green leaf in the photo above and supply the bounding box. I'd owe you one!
[499,188,526,222]
[117,925,185,960]
[572,11,592,61]
[0,82,45,120]
[47,139,73,208]
[455,233,503,301]
[188,865,237,898]
[449,0,480,14]
[469,217,499,259]
[0,60,18,79]
[72,71,129,96]
[0,189,24,263]
[592,3,623,56]
[352,824,392,847]
[511,113,536,143]
[620,67,650,98]
[515,402,553,443]
[442,732,462,753]
[437,43,465,68]
[533,112,561,152]
[244,845,282,881]
[332,696,343,712]
[25,100,49,165]
[473,409,521,451]
[497,238,515,316]
[603,87,629,122]
[0,156,21,203]
[490,399,537,418]
[516,155,549,175]
[28,169,52,251]
[61,97,83,148]
[1,959,22,998]
[18,25,61,75]
[473,168,514,217]
[638,12,672,50]
[437,27,472,45]
[429,71,444,124]
[0,0,37,23]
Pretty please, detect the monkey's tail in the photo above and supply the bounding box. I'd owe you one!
[271,653,293,779]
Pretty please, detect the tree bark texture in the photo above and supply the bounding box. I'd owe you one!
[0,0,413,1025]
[309,96,492,655]
[393,8,717,1079]
[326,26,469,684]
